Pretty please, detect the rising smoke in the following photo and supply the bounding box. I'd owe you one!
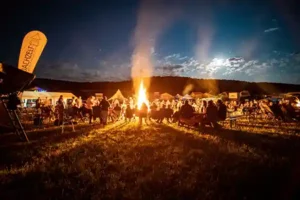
[131,0,181,92]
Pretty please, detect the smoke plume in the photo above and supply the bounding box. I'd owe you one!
[131,0,181,92]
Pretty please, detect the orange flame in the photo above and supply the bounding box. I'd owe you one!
[296,100,300,108]
[137,80,150,111]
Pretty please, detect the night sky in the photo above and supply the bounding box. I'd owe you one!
[1,0,300,84]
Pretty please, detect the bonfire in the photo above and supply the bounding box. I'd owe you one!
[137,79,150,111]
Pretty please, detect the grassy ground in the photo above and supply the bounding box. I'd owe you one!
[0,120,300,200]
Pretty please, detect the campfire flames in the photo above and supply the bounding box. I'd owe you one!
[296,100,300,108]
[137,80,150,111]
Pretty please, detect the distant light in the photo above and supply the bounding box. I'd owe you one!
[34,89,47,92]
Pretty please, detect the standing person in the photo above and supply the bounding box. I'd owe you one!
[75,97,82,112]
[56,96,65,125]
[125,103,133,122]
[44,97,49,107]
[113,103,122,121]
[68,97,75,108]
[139,102,148,125]
[36,97,41,109]
[200,100,207,114]
[165,105,174,123]
[74,96,83,120]
[129,97,134,109]
[67,97,75,117]
[157,104,167,123]
[85,96,95,124]
[100,96,110,126]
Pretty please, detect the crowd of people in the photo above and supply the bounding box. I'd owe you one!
[32,94,299,128]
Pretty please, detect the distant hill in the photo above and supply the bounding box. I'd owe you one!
[28,76,300,98]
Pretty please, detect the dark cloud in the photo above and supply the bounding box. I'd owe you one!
[156,64,183,70]
[228,57,245,63]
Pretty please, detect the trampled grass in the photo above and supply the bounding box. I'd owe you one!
[0,120,300,200]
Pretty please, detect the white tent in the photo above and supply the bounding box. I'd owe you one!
[203,92,215,98]
[22,91,76,100]
[21,91,77,107]
[182,94,193,100]
[191,92,203,98]
[175,94,182,99]
[202,97,221,102]
[109,89,126,101]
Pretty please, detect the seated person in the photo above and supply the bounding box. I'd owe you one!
[165,105,174,123]
[179,101,194,119]
[150,103,159,120]
[270,101,284,120]
[202,100,220,128]
[157,105,166,123]
[286,102,296,119]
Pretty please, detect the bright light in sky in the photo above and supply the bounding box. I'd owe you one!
[214,58,224,66]
[211,58,225,66]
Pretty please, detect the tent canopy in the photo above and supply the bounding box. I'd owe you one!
[175,94,182,99]
[203,92,214,98]
[22,91,77,100]
[109,89,126,101]
[182,94,193,100]
[160,93,174,100]
[201,97,220,102]
[191,92,203,98]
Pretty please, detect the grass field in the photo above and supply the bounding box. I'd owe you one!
[0,120,300,200]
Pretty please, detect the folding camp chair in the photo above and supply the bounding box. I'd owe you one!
[61,111,76,134]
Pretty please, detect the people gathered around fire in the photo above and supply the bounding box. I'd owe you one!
[30,93,299,129]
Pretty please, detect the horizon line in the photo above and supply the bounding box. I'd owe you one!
[34,75,300,86]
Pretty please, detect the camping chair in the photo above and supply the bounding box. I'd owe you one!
[61,109,76,134]
[77,106,89,123]
[222,111,242,130]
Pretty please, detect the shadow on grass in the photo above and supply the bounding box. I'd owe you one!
[1,122,300,200]
[236,121,300,132]
[0,143,110,200]
[0,122,128,168]
[200,126,300,158]
[157,124,300,200]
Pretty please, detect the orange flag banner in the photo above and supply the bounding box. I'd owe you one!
[18,30,47,74]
